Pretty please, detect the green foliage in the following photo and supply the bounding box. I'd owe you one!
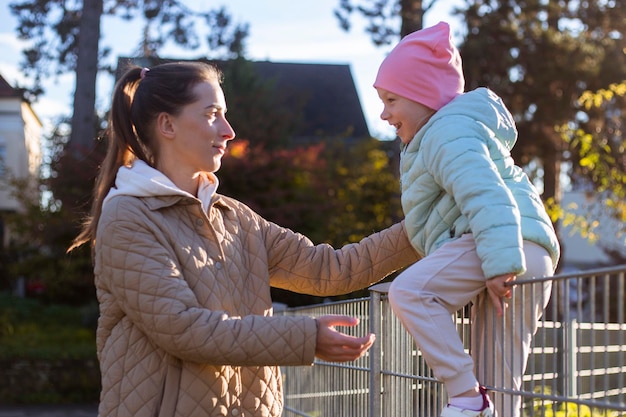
[321,139,403,246]
[527,386,621,417]
[566,82,626,200]
[219,138,402,248]
[530,401,619,417]
[0,293,99,404]
[553,81,626,259]
[0,293,96,360]
[218,137,403,305]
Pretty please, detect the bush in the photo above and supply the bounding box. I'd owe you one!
[0,293,99,404]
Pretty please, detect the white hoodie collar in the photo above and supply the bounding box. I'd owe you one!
[102,159,219,211]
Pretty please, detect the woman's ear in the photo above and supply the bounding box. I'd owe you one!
[156,112,176,139]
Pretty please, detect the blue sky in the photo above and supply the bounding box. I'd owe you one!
[0,0,463,139]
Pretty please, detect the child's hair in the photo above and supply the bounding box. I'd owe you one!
[69,61,223,251]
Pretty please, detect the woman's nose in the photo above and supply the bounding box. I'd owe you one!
[221,118,236,140]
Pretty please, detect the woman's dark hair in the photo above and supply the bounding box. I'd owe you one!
[69,61,223,251]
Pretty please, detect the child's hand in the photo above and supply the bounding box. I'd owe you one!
[486,273,516,316]
[314,315,375,362]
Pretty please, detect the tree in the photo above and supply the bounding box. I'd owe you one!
[334,0,444,44]
[458,0,626,206]
[217,137,403,306]
[554,81,626,261]
[71,0,102,158]
[9,0,249,151]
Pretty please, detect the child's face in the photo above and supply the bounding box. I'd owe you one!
[376,88,435,144]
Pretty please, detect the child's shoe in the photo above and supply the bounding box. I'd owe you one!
[441,387,495,417]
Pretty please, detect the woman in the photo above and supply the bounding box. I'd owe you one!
[70,61,418,417]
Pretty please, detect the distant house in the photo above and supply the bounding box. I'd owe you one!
[116,57,371,144]
[0,74,42,247]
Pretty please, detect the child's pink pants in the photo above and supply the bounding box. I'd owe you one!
[388,233,553,417]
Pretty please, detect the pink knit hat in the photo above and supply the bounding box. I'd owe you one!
[374,21,464,111]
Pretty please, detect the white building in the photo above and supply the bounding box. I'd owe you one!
[0,74,42,246]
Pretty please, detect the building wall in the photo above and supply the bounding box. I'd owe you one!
[0,95,42,212]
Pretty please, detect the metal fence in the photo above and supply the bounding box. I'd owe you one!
[279,265,626,417]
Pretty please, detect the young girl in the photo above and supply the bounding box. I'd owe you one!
[70,61,419,417]
[374,22,560,417]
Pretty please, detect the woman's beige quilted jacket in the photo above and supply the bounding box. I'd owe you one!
[94,188,418,416]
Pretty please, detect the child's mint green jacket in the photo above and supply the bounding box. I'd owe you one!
[400,88,560,279]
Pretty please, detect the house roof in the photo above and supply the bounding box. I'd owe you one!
[0,74,23,98]
[116,57,370,142]
[249,61,370,139]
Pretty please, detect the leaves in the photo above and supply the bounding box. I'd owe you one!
[555,81,626,257]
[8,0,249,98]
[334,0,437,44]
[218,137,403,305]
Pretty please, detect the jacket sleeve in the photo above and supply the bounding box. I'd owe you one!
[262,218,420,296]
[96,199,318,366]
[422,120,526,278]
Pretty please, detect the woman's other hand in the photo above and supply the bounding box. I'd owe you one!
[314,315,375,362]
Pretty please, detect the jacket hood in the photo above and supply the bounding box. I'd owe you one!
[102,159,218,210]
[433,87,518,150]
[402,87,517,151]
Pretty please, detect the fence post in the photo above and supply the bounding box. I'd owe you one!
[369,287,384,417]
[563,318,577,398]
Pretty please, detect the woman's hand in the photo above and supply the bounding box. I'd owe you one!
[314,315,375,362]
[486,273,516,317]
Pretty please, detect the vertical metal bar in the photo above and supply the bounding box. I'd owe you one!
[516,283,523,416]
[602,272,610,401]
[589,275,597,399]
[552,280,560,414]
[619,271,625,406]
[369,289,382,417]
[566,318,577,398]
[528,286,537,417]
[575,275,583,400]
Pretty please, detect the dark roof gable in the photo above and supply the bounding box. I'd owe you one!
[0,74,22,98]
[250,61,369,139]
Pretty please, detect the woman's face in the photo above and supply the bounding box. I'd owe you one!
[159,80,236,175]
[376,87,435,144]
